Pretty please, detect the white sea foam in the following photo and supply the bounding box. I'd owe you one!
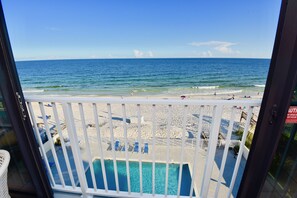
[192,86,219,89]
[183,89,242,96]
[214,90,243,95]
[23,89,44,93]
[254,84,265,88]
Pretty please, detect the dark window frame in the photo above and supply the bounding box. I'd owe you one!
[0,2,52,198]
[238,0,297,197]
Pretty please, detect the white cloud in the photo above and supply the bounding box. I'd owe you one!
[201,50,213,57]
[133,49,154,58]
[134,49,144,58]
[148,51,154,57]
[189,41,240,54]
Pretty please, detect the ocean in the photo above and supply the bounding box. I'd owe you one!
[16,58,270,97]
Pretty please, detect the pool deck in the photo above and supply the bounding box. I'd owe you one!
[48,141,246,197]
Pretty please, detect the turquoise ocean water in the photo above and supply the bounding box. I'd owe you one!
[16,58,269,96]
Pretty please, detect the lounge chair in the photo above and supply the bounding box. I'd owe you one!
[128,144,133,152]
[115,140,120,151]
[107,142,112,151]
[143,143,148,154]
[38,115,51,120]
[134,141,139,152]
[121,143,126,151]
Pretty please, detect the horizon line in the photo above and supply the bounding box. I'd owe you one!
[15,57,271,62]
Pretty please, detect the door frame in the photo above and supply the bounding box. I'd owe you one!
[238,0,297,197]
[0,2,52,198]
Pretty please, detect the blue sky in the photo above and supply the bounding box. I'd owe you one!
[2,0,281,60]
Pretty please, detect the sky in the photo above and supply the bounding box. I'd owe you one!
[2,0,281,61]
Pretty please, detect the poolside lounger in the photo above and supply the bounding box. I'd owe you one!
[115,140,120,151]
[134,141,139,152]
[121,144,126,151]
[128,144,133,152]
[143,143,148,154]
[107,142,112,151]
[38,115,51,120]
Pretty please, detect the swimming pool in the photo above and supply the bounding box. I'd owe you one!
[85,159,194,196]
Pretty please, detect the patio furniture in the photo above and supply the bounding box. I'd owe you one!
[121,144,125,151]
[0,150,11,198]
[134,141,139,152]
[143,143,148,154]
[115,140,120,151]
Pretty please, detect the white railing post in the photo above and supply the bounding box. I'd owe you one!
[200,105,223,197]
[39,102,65,187]
[92,103,108,192]
[62,103,90,198]
[227,106,254,198]
[52,102,76,188]
[78,103,97,191]
[27,102,55,186]
[177,105,188,197]
[137,104,143,195]
[122,104,131,194]
[189,105,204,198]
[164,104,172,196]
[214,107,236,197]
[152,104,156,196]
[107,104,120,193]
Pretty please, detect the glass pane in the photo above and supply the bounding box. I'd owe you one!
[0,90,34,193]
[260,86,297,197]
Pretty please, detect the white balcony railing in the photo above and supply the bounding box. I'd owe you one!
[25,96,261,198]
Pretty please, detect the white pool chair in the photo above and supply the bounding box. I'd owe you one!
[0,150,11,198]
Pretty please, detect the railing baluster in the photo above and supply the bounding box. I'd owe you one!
[92,103,108,192]
[27,102,55,186]
[39,102,65,187]
[200,105,223,197]
[122,104,131,194]
[137,104,143,195]
[62,103,88,197]
[214,107,236,197]
[227,106,254,198]
[165,104,172,196]
[177,105,188,197]
[78,103,97,191]
[189,106,204,197]
[107,104,120,193]
[52,102,76,188]
[152,104,156,196]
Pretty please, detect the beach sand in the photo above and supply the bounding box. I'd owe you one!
[30,92,261,143]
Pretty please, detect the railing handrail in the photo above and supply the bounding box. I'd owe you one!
[25,95,261,106]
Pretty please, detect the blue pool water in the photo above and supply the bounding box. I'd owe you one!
[85,159,194,196]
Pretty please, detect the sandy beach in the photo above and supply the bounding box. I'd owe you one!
[29,91,262,148]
